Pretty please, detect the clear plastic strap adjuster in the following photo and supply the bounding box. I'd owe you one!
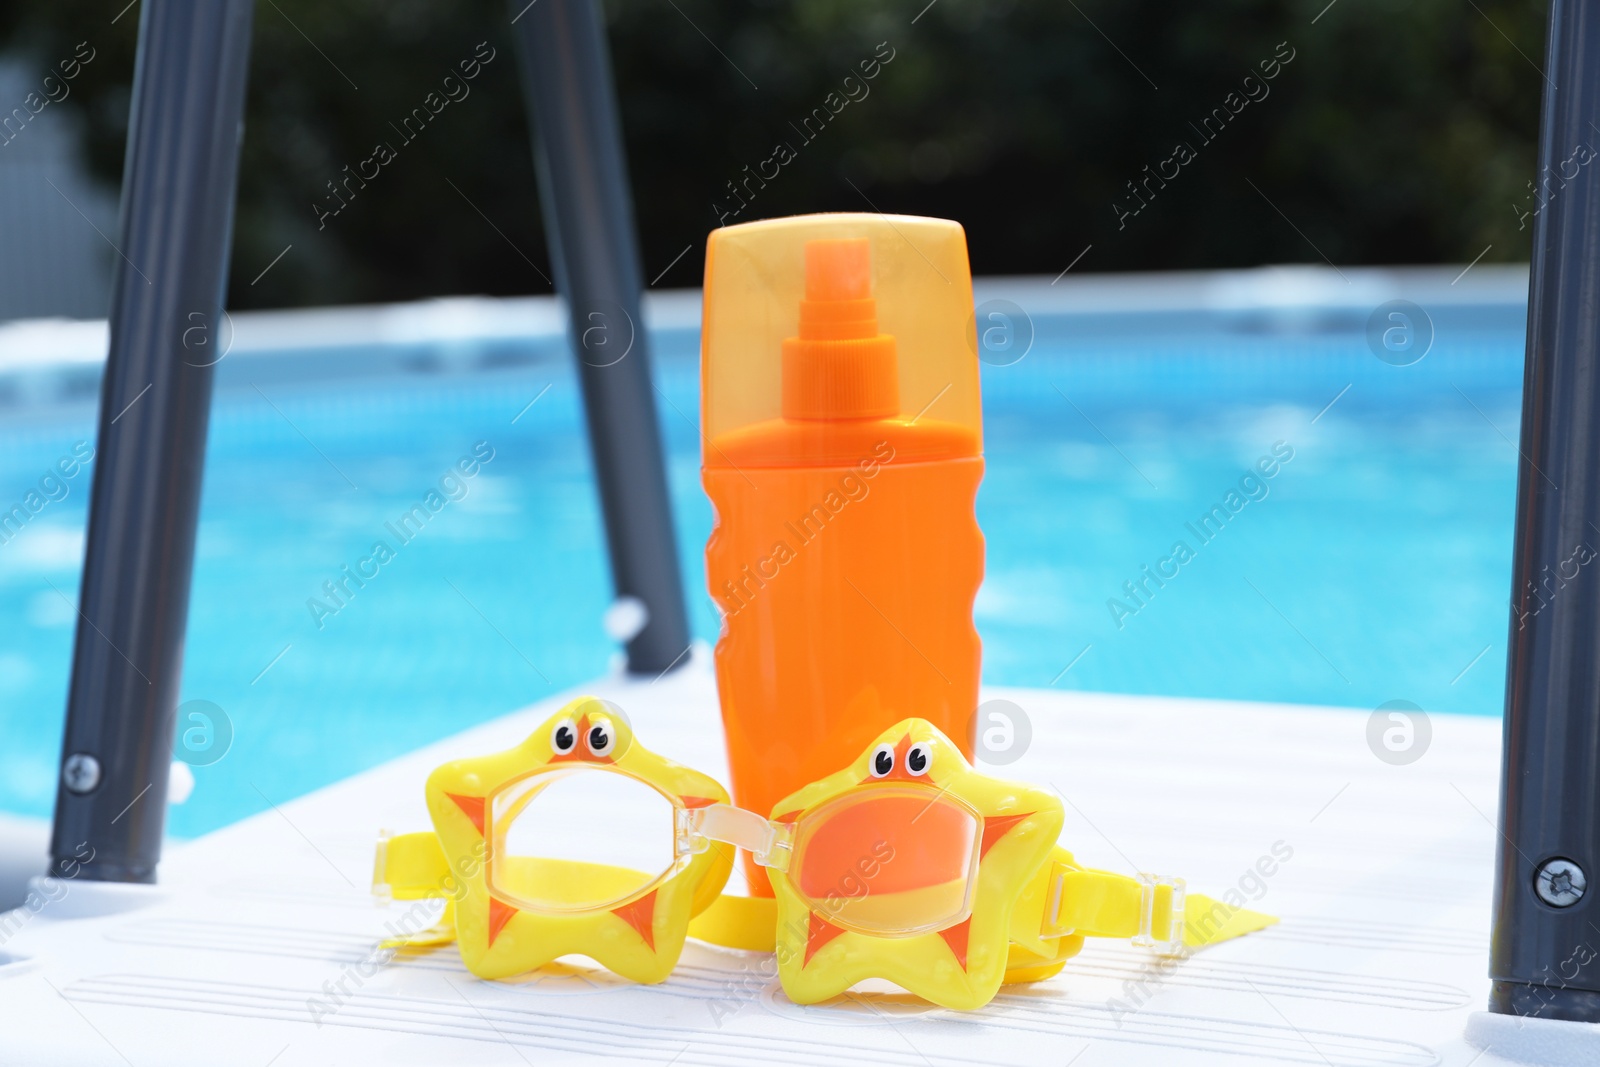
[684,803,793,872]
[1132,872,1187,956]
[371,829,393,904]
[1041,867,1075,937]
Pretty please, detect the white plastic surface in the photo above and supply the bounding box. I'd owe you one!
[1466,1010,1600,1065]
[22,877,166,920]
[0,661,1533,1065]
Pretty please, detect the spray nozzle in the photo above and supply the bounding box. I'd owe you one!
[782,239,899,420]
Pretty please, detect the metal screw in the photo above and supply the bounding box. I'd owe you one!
[1535,858,1587,907]
[62,753,101,794]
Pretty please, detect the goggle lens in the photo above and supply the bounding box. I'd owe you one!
[487,766,679,913]
[791,787,980,936]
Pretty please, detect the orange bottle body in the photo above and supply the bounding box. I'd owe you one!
[698,213,986,895]
[705,421,983,894]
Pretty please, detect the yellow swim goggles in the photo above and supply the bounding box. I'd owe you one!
[374,696,1273,1010]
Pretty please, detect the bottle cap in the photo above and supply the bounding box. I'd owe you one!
[701,213,982,464]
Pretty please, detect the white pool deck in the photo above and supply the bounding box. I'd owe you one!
[0,656,1545,1067]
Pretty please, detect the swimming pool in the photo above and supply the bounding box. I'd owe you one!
[0,268,1527,837]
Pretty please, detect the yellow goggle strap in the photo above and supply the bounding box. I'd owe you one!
[1010,846,1276,960]
[376,831,452,900]
[373,831,460,948]
[687,893,780,952]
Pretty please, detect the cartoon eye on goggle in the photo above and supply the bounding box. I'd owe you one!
[870,743,895,777]
[906,741,932,776]
[551,718,578,754]
[586,719,615,756]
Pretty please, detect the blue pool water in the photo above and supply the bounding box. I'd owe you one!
[0,299,1525,836]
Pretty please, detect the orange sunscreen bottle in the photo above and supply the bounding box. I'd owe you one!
[700,213,984,894]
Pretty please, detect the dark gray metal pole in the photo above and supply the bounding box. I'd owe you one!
[510,0,691,675]
[48,0,253,884]
[1490,0,1600,1022]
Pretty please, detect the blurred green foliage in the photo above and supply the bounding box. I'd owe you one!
[0,0,1544,311]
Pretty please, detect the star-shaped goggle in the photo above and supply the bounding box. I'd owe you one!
[375,695,1274,1009]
